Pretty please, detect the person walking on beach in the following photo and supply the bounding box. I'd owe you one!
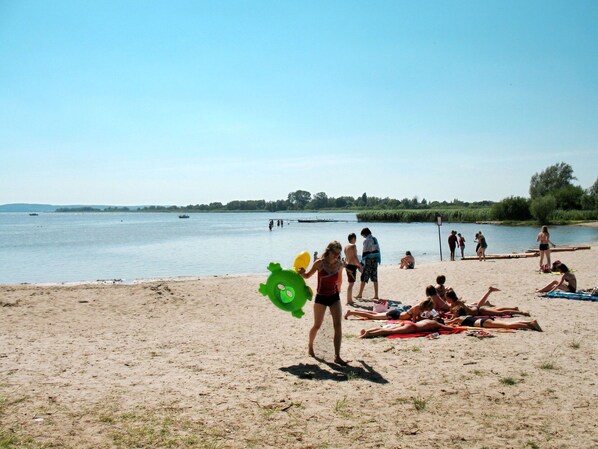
[298,241,348,366]
[477,231,488,261]
[356,228,381,300]
[537,225,555,272]
[458,233,466,258]
[448,230,458,261]
[343,233,362,306]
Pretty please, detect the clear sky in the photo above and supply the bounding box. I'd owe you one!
[1,0,597,206]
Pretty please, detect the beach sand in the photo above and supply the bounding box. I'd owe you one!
[1,247,597,448]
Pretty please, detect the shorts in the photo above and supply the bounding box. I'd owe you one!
[568,284,576,293]
[314,292,340,307]
[462,316,493,327]
[386,308,403,320]
[345,264,358,283]
[539,243,549,251]
[360,258,378,283]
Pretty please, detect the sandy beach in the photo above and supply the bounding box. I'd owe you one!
[1,246,597,448]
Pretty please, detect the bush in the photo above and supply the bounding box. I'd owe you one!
[357,208,493,223]
[530,195,557,223]
[491,196,531,220]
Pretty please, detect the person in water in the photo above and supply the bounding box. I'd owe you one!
[536,263,577,293]
[298,240,348,366]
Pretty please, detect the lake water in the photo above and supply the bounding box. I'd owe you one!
[1,212,596,284]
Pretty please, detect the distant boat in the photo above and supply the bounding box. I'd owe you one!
[179,214,190,219]
[29,213,39,216]
[297,218,336,223]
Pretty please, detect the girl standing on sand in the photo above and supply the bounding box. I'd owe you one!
[298,241,348,366]
[537,225,556,271]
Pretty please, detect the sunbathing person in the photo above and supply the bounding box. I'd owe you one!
[536,263,577,293]
[445,288,530,317]
[345,287,443,321]
[428,283,450,312]
[445,316,543,332]
[359,318,456,338]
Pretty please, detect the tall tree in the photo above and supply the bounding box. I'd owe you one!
[287,190,312,210]
[529,162,576,199]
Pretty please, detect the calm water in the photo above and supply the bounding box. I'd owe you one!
[1,212,597,284]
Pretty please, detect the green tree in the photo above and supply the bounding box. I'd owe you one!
[552,185,584,210]
[310,192,329,209]
[287,190,311,210]
[491,196,531,220]
[529,162,576,199]
[530,195,557,224]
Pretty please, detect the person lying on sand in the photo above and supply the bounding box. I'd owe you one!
[536,263,577,293]
[345,296,435,322]
[445,316,543,332]
[358,318,454,338]
[445,288,530,317]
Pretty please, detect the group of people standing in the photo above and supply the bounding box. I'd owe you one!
[447,230,487,261]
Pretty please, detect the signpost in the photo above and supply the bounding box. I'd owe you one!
[436,214,443,261]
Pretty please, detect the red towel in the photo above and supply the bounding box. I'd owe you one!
[387,328,466,339]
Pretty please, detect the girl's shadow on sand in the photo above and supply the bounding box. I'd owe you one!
[279,359,388,384]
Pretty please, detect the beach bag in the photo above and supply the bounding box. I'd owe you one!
[373,300,388,313]
[542,264,552,273]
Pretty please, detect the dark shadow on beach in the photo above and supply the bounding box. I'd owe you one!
[280,359,388,384]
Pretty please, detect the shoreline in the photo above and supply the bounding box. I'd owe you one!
[4,240,595,288]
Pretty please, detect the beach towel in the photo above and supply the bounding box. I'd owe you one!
[543,291,598,302]
[387,328,466,339]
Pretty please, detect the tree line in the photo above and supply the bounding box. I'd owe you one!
[56,162,597,223]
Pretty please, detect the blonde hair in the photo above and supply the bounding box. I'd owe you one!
[322,240,342,258]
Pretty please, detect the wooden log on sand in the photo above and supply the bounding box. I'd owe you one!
[525,245,592,254]
[462,253,537,261]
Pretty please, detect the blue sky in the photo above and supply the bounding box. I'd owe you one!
[1,0,597,205]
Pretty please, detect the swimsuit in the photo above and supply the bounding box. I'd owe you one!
[539,243,549,251]
[461,316,493,327]
[316,261,340,302]
[386,308,403,320]
[361,258,378,283]
[315,292,340,307]
[345,264,358,283]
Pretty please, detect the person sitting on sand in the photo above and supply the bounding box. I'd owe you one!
[399,251,415,269]
[536,263,577,293]
[445,288,530,317]
[433,277,450,311]
[445,316,543,332]
[358,318,456,338]
[345,296,435,322]
[435,275,448,300]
